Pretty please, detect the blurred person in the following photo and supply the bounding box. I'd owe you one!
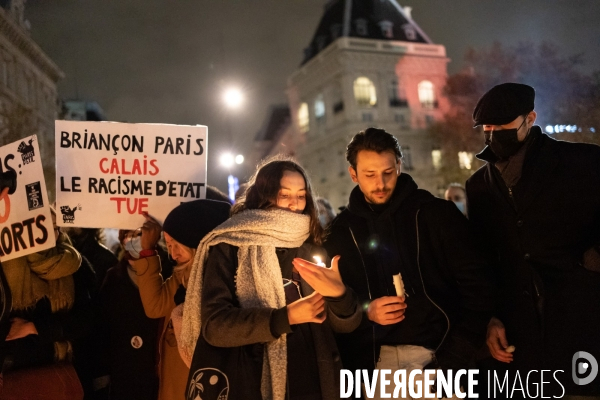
[206,185,233,204]
[467,82,600,398]
[323,128,494,399]
[0,204,95,400]
[62,227,118,293]
[315,197,336,228]
[179,157,362,400]
[130,200,231,400]
[444,183,467,216]
[92,229,161,400]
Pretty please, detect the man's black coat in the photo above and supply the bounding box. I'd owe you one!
[466,126,600,396]
[324,173,494,373]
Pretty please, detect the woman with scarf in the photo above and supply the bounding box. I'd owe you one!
[130,199,231,400]
[180,158,362,400]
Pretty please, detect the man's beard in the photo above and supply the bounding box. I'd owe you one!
[365,189,392,204]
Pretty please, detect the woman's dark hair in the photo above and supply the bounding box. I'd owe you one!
[346,127,402,169]
[232,156,324,245]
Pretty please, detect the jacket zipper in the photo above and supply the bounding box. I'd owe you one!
[414,209,450,354]
[348,227,377,370]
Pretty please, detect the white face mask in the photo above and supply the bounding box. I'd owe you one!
[124,236,142,259]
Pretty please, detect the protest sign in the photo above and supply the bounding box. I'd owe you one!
[0,135,55,262]
[55,121,207,229]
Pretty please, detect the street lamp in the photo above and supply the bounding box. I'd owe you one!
[223,87,244,109]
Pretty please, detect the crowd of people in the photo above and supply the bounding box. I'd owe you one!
[0,82,598,400]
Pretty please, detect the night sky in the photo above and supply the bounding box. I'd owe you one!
[26,0,600,190]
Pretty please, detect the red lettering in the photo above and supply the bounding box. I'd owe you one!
[109,197,126,213]
[149,159,159,176]
[131,159,142,175]
[110,159,119,174]
[99,158,109,173]
[0,190,10,223]
[120,159,131,175]
[138,198,148,214]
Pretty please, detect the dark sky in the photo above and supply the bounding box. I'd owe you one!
[26,0,600,190]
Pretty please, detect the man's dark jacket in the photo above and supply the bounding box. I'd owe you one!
[324,173,494,373]
[466,127,600,396]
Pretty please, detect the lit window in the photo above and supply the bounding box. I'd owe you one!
[378,21,393,38]
[315,94,325,122]
[431,149,441,170]
[458,151,474,170]
[354,77,377,107]
[355,19,368,36]
[298,102,309,133]
[418,81,436,109]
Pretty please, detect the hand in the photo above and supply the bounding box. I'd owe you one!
[292,255,346,298]
[6,318,38,341]
[140,212,162,250]
[486,317,513,363]
[367,296,406,325]
[287,291,326,325]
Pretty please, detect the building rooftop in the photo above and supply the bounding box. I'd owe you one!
[302,0,432,64]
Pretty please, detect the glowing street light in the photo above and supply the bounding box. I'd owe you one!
[223,88,244,109]
[235,154,244,164]
[220,153,235,168]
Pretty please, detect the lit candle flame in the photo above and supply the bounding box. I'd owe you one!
[313,256,325,267]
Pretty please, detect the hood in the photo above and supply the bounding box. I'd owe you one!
[347,173,419,220]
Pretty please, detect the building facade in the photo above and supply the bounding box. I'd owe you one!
[0,0,64,196]
[286,0,449,208]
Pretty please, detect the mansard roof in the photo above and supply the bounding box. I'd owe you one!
[302,0,432,64]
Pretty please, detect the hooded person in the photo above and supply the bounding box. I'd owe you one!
[131,199,231,400]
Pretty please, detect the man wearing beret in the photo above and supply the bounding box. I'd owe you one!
[466,82,600,398]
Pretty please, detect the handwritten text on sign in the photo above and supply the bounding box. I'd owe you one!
[0,135,54,262]
[55,121,207,229]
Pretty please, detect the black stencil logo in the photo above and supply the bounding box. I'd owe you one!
[17,138,35,164]
[60,204,81,224]
[25,182,43,210]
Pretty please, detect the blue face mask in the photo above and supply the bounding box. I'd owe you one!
[454,201,466,215]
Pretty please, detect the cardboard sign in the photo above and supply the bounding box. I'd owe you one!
[55,121,207,229]
[0,135,55,261]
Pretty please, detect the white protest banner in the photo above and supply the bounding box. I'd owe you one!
[0,135,55,262]
[55,121,207,229]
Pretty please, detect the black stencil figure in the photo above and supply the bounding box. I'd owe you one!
[17,138,35,164]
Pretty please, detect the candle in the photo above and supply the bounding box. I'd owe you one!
[393,273,405,297]
[313,256,326,267]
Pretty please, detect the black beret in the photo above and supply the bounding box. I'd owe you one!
[163,199,230,249]
[472,83,535,127]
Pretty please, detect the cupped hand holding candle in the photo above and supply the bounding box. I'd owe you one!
[292,255,346,298]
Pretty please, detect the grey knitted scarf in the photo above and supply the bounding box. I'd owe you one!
[181,208,310,400]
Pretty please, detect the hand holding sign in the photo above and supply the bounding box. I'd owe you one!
[140,212,162,250]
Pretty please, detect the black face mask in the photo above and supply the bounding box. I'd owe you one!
[484,116,529,159]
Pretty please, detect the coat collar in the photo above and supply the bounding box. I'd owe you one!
[479,126,560,214]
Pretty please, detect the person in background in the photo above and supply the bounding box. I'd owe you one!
[0,205,95,400]
[315,197,337,228]
[444,183,467,216]
[466,82,600,399]
[131,200,231,400]
[92,230,161,400]
[179,158,362,400]
[62,228,118,293]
